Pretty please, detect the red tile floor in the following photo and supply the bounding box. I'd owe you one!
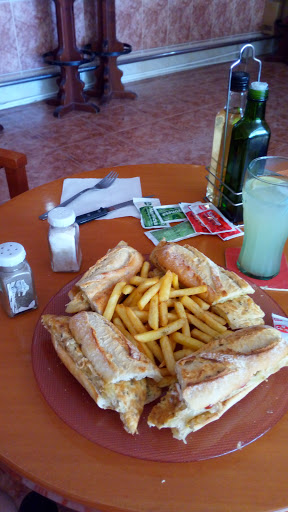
[0,59,287,206]
[0,59,287,510]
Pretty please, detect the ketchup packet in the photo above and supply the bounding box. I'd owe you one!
[272,314,288,340]
[179,202,210,234]
[187,202,235,234]
[217,225,244,240]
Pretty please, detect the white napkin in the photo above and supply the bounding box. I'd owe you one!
[60,177,142,219]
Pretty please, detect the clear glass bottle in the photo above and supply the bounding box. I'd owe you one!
[206,71,250,207]
[219,81,271,223]
[0,242,38,317]
[48,207,82,272]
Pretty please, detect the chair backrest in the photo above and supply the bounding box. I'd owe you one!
[0,148,29,198]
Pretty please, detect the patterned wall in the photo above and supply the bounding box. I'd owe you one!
[0,0,266,79]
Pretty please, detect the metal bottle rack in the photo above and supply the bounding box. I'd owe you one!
[205,44,262,210]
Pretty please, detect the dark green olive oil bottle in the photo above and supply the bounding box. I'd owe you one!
[219,82,271,223]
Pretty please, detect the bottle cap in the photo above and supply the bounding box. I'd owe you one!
[48,207,76,227]
[231,71,250,92]
[0,242,26,267]
[248,81,269,101]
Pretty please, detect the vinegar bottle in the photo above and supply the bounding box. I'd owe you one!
[219,81,271,223]
[206,71,250,206]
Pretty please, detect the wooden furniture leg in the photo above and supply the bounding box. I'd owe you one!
[86,0,137,104]
[0,148,29,198]
[44,0,99,118]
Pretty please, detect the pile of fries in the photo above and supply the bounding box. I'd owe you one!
[103,260,230,388]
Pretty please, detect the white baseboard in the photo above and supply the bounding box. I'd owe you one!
[0,34,276,111]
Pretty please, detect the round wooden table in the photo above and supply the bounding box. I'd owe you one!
[0,164,288,512]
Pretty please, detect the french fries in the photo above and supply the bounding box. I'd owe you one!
[103,260,232,385]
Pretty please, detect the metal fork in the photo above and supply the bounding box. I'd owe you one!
[39,170,119,220]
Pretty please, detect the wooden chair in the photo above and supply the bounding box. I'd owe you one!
[0,148,29,198]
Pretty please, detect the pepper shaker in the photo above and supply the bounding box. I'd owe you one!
[0,242,38,317]
[48,207,82,272]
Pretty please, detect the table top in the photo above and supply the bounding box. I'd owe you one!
[1,163,288,512]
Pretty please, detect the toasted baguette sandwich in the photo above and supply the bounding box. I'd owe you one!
[42,311,161,434]
[150,241,254,305]
[211,295,265,330]
[148,325,288,442]
[66,241,144,314]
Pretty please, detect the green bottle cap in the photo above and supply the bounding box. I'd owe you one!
[248,82,269,101]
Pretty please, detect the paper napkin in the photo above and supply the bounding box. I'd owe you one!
[60,177,142,219]
[225,247,288,291]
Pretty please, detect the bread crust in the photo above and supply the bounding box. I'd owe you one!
[42,313,161,434]
[211,295,265,329]
[66,241,144,314]
[176,326,286,410]
[148,325,288,442]
[69,311,162,384]
[150,241,254,305]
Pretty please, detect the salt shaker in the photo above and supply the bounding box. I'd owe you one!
[0,242,38,317]
[48,207,82,272]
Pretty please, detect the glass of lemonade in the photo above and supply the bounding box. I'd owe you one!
[237,156,288,280]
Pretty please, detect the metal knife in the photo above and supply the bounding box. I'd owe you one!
[75,196,154,225]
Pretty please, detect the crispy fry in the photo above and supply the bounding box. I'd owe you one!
[159,270,174,302]
[174,348,194,361]
[112,317,136,344]
[148,293,159,330]
[160,335,176,375]
[122,284,135,295]
[159,301,169,327]
[122,287,140,307]
[192,296,210,310]
[146,340,164,363]
[166,298,176,308]
[103,281,126,321]
[170,285,207,298]
[190,328,212,343]
[113,317,155,363]
[130,309,149,323]
[134,318,185,342]
[186,312,220,338]
[140,260,150,278]
[174,301,190,336]
[169,333,177,351]
[201,311,227,334]
[115,304,138,335]
[137,282,161,311]
[181,296,227,334]
[129,276,146,286]
[126,307,147,334]
[171,332,205,350]
[172,272,179,290]
[167,312,178,322]
[205,310,227,326]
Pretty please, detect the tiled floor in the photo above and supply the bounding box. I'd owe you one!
[0,58,287,511]
[0,59,287,206]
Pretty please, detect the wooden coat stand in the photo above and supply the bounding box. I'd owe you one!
[86,0,137,104]
[44,0,99,118]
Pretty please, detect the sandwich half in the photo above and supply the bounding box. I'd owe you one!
[148,325,288,442]
[150,241,254,305]
[211,295,265,330]
[65,241,144,314]
[42,311,162,434]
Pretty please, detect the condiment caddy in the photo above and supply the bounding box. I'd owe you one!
[205,43,270,223]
